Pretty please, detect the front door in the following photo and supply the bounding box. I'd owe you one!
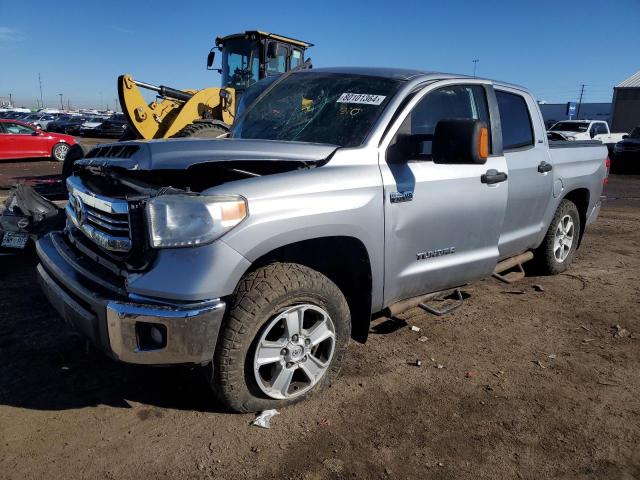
[379,82,509,305]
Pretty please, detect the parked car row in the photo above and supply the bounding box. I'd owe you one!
[0,110,128,138]
[546,120,638,173]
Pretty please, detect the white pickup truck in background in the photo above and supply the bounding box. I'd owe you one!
[548,120,627,146]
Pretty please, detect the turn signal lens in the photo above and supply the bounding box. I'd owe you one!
[478,127,489,160]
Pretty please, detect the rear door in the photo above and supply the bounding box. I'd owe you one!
[379,81,509,305]
[495,88,554,258]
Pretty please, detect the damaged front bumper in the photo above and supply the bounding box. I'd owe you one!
[36,232,225,365]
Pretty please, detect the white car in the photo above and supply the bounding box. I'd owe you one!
[78,117,108,136]
[548,120,627,144]
[20,113,60,130]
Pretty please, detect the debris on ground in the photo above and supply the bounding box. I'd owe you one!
[418,336,429,342]
[582,338,596,343]
[533,360,546,369]
[612,325,630,338]
[502,290,526,295]
[251,409,280,429]
[413,359,422,367]
[465,369,479,378]
[318,417,331,428]
[410,325,421,332]
[493,370,505,378]
[436,364,444,369]
[532,284,545,292]
[581,325,591,331]
[548,354,557,359]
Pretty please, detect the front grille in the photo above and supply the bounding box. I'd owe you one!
[66,176,132,253]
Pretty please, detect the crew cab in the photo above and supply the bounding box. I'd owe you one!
[36,68,608,412]
[548,119,627,145]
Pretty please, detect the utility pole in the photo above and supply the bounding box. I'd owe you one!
[576,84,586,119]
[472,59,479,78]
[38,73,44,109]
[67,99,70,110]
[59,93,63,110]
[9,93,12,107]
[114,98,119,113]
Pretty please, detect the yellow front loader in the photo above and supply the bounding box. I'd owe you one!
[118,31,313,140]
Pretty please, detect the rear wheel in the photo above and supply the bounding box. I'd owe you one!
[171,122,228,139]
[51,142,70,162]
[533,199,581,275]
[212,263,351,412]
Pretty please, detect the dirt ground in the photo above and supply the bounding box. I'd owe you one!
[0,175,639,480]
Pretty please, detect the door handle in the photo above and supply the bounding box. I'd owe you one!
[538,161,553,173]
[481,169,508,185]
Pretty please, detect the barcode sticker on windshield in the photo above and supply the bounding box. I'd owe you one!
[336,93,386,105]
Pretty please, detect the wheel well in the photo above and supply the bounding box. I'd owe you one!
[563,188,590,245]
[249,237,373,343]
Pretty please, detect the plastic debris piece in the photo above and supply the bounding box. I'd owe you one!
[415,359,422,367]
[436,364,444,369]
[533,360,546,369]
[532,284,545,292]
[418,336,429,342]
[613,325,630,338]
[410,325,421,332]
[251,409,280,429]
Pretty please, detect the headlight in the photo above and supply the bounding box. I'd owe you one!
[146,194,247,248]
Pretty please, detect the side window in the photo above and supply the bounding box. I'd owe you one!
[267,43,288,75]
[291,49,302,69]
[496,90,534,150]
[4,122,33,134]
[395,85,490,157]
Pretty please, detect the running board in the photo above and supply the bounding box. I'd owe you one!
[492,251,534,284]
[419,289,464,316]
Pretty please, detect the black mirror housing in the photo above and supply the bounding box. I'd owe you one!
[206,50,216,70]
[432,119,489,165]
[266,42,278,59]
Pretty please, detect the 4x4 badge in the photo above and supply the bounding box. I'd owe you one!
[390,191,413,203]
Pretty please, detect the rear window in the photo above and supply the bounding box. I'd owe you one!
[496,91,534,150]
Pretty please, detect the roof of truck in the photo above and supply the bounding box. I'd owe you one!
[303,67,530,92]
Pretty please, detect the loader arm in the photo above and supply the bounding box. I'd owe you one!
[118,74,236,139]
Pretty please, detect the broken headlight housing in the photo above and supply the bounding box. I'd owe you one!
[146,194,247,248]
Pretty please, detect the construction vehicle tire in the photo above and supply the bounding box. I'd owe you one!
[171,122,229,139]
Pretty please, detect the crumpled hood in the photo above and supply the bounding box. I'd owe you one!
[76,138,339,171]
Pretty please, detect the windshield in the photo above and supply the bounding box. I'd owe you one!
[232,72,403,147]
[629,127,640,139]
[221,39,260,91]
[550,122,589,132]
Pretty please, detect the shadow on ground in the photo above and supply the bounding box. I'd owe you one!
[0,253,227,413]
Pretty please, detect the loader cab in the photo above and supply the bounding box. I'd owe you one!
[214,31,312,94]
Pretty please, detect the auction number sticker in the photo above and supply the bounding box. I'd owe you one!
[336,93,386,105]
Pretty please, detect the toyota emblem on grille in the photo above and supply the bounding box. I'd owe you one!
[72,195,85,225]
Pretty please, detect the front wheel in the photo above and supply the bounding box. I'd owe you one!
[533,199,581,275]
[212,263,351,412]
[51,142,70,162]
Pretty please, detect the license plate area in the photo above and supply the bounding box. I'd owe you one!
[1,231,29,249]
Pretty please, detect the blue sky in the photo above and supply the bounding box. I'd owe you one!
[1,0,639,108]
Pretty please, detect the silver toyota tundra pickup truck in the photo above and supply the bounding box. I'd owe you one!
[36,67,608,412]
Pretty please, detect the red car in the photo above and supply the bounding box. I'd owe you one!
[0,119,76,161]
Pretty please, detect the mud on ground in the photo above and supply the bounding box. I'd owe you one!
[0,175,639,479]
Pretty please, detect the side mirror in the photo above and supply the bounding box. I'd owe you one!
[267,42,278,59]
[432,119,489,164]
[590,130,597,138]
[622,134,628,139]
[206,49,215,70]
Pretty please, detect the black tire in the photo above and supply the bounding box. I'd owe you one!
[119,126,139,141]
[533,199,581,275]
[171,122,228,139]
[61,143,88,183]
[212,263,351,413]
[51,142,71,162]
